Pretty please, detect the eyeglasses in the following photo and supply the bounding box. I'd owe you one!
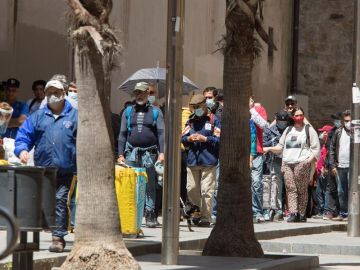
[286,102,295,106]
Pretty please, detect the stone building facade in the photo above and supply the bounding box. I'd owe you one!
[0,0,293,117]
[297,0,354,128]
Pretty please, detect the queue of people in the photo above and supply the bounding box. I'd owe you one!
[0,76,352,253]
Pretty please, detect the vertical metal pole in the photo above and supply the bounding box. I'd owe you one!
[162,0,184,265]
[349,0,360,237]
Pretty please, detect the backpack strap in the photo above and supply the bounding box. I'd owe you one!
[209,113,215,133]
[305,124,310,147]
[285,125,311,147]
[152,106,159,127]
[125,106,133,132]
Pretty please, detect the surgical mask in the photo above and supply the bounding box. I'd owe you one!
[334,120,342,128]
[293,115,304,125]
[206,98,215,109]
[148,95,156,105]
[48,95,64,105]
[194,108,205,117]
[345,122,351,130]
[68,92,78,102]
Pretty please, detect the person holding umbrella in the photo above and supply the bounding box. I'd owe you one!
[117,82,165,228]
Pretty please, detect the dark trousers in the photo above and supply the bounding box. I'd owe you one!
[324,173,339,215]
[53,174,73,238]
[180,150,188,205]
[337,167,349,217]
[316,175,327,215]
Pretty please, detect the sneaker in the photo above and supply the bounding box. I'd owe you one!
[287,213,300,223]
[263,210,270,221]
[273,212,284,221]
[253,216,265,223]
[323,212,334,220]
[197,216,210,227]
[312,213,323,219]
[49,236,66,253]
[145,210,157,228]
[299,214,307,222]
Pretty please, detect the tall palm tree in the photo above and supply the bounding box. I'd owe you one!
[61,1,139,269]
[203,0,276,257]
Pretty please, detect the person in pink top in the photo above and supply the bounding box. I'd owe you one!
[314,125,333,218]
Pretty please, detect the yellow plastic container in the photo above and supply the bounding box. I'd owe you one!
[115,165,147,238]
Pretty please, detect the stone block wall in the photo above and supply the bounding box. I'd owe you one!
[298,0,354,128]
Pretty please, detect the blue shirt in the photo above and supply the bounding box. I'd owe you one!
[14,101,77,174]
[4,101,29,139]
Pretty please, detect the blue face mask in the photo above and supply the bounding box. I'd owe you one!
[206,98,215,109]
[68,92,78,102]
[148,95,156,105]
[334,120,342,128]
[194,108,205,117]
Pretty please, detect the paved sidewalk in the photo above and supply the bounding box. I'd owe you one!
[0,218,347,268]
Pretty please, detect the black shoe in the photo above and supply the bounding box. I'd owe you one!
[287,213,300,223]
[145,210,157,228]
[299,214,307,222]
[197,217,210,227]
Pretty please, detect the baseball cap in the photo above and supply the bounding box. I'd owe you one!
[318,125,333,132]
[6,78,20,88]
[45,80,65,92]
[134,82,149,92]
[189,94,206,105]
[285,95,297,103]
[276,110,290,121]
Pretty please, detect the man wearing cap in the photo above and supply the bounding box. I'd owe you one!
[27,80,46,114]
[4,78,29,139]
[117,82,165,228]
[14,79,77,252]
[262,110,291,221]
[181,94,221,227]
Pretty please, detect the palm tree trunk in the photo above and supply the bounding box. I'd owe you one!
[60,42,139,270]
[203,0,264,257]
[61,0,139,268]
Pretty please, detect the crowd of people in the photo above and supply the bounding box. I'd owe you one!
[0,76,352,253]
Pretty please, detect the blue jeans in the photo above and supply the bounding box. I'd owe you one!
[125,153,157,213]
[251,155,264,217]
[337,167,349,217]
[211,161,220,218]
[53,174,73,238]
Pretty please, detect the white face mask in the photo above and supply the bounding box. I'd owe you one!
[48,94,64,105]
[68,92,78,102]
[334,120,342,128]
[345,122,351,130]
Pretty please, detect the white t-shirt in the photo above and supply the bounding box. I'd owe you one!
[338,128,350,168]
[279,125,320,165]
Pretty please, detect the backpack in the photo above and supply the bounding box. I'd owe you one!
[285,124,311,147]
[125,105,159,132]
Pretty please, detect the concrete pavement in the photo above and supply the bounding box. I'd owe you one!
[0,218,351,269]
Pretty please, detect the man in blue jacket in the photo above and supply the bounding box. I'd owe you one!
[15,79,77,253]
[181,94,221,227]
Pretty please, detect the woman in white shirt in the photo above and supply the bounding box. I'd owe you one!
[264,108,320,223]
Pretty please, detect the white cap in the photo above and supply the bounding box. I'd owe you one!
[45,80,65,92]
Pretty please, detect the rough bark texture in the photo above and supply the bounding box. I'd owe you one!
[61,1,139,269]
[203,0,264,257]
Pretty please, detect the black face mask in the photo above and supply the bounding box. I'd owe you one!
[276,120,288,131]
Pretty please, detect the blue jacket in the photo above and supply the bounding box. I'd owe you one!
[181,113,221,167]
[14,101,77,174]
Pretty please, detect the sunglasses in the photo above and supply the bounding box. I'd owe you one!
[286,102,295,106]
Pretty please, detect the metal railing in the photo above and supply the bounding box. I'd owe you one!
[0,206,19,260]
